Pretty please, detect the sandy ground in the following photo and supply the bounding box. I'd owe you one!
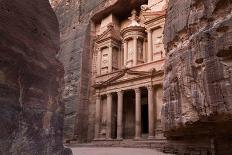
[71,147,173,155]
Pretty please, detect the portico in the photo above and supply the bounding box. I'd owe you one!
[93,66,164,140]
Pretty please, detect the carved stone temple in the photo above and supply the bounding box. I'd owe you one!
[92,0,168,140]
[52,0,232,154]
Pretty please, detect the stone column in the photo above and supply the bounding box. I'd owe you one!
[147,85,155,139]
[97,48,101,75]
[117,90,123,140]
[147,29,153,62]
[106,93,112,139]
[135,88,141,139]
[133,37,138,66]
[123,41,128,66]
[108,44,113,73]
[94,93,101,139]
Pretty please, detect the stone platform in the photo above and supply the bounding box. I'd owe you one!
[66,138,212,154]
[66,139,167,152]
[71,147,173,155]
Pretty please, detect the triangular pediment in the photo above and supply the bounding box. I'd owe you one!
[142,10,166,22]
[96,24,121,43]
[94,68,153,88]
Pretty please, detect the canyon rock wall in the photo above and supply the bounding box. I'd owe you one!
[0,0,72,154]
[163,0,232,154]
[54,0,109,142]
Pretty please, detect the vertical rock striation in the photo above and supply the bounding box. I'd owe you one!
[54,0,107,142]
[163,0,232,154]
[0,0,72,154]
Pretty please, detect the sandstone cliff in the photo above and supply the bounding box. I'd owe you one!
[0,0,71,154]
[54,0,107,142]
[163,0,232,154]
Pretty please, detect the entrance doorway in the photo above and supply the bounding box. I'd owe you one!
[141,104,148,134]
[141,87,148,136]
[123,90,135,139]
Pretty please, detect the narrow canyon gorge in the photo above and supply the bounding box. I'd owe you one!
[0,0,231,155]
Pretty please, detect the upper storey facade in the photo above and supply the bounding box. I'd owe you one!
[91,0,169,141]
[92,0,168,80]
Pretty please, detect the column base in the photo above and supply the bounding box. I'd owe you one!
[116,137,123,141]
[93,138,104,141]
[148,135,155,140]
[94,138,122,141]
[134,137,142,140]
[106,138,113,140]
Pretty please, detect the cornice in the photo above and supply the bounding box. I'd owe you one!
[120,26,146,37]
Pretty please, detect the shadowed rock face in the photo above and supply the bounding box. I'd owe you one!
[162,0,232,154]
[0,0,72,154]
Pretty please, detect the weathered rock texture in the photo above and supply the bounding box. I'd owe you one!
[54,0,106,143]
[163,0,232,154]
[54,0,147,143]
[0,0,72,154]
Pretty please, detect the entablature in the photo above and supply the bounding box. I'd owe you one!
[93,59,165,89]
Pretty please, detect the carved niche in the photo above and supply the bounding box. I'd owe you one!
[101,47,109,75]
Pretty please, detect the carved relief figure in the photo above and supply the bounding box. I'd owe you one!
[101,48,109,74]
[141,0,169,12]
[137,40,143,61]
[127,40,134,66]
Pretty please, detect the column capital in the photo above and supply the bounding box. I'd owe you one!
[107,93,112,97]
[108,43,113,48]
[134,88,141,94]
[96,94,101,99]
[147,28,152,33]
[117,90,124,94]
[123,40,128,44]
[133,36,139,40]
[147,85,153,91]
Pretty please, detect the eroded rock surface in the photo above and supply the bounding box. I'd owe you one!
[0,0,72,154]
[162,0,232,154]
[54,0,108,143]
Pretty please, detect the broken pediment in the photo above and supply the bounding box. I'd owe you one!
[142,10,166,23]
[96,24,121,44]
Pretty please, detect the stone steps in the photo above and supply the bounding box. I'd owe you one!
[66,139,167,151]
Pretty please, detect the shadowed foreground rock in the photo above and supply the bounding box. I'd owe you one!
[0,0,72,154]
[162,0,232,154]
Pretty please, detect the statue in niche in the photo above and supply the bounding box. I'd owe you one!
[101,53,108,67]
[128,48,133,59]
[153,36,163,54]
[128,10,140,27]
[137,41,143,60]
[141,0,169,12]
[156,36,163,44]
[141,5,151,12]
[112,50,118,69]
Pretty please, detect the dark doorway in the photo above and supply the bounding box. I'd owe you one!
[142,104,148,134]
[112,93,118,139]
[123,90,135,139]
